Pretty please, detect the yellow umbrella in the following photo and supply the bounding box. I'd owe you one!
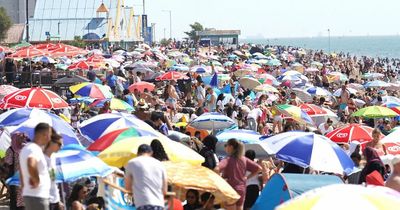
[163,161,240,205]
[98,135,204,168]
[253,84,279,93]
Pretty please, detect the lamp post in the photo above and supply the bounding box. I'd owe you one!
[162,10,172,39]
[143,0,146,14]
[25,0,29,42]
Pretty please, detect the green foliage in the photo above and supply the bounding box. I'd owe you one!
[69,36,86,48]
[0,7,13,42]
[160,38,171,46]
[184,22,204,42]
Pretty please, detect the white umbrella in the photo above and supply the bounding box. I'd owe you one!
[239,77,262,90]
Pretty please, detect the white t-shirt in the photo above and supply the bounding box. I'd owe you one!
[125,156,166,208]
[45,155,60,203]
[19,143,51,198]
[318,123,333,135]
[248,108,263,120]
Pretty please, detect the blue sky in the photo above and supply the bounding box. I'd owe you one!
[127,0,400,40]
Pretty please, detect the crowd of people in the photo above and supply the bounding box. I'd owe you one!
[2,41,400,210]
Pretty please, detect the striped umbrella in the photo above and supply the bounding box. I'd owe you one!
[0,108,80,145]
[155,71,188,81]
[325,124,382,144]
[78,112,155,141]
[2,87,69,109]
[216,129,274,157]
[299,104,332,116]
[9,48,47,58]
[189,112,236,131]
[89,98,134,112]
[277,184,400,210]
[7,144,113,184]
[380,128,400,155]
[261,132,354,174]
[87,127,158,152]
[69,82,113,99]
[277,104,314,125]
[0,85,19,98]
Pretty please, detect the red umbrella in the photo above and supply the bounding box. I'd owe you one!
[299,104,328,116]
[156,71,188,81]
[128,82,155,93]
[50,45,87,57]
[2,87,69,109]
[9,48,47,58]
[86,54,104,62]
[325,124,383,144]
[0,45,12,53]
[68,61,99,70]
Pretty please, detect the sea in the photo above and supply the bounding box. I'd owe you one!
[242,36,400,59]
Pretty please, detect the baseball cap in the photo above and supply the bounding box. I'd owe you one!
[137,144,153,155]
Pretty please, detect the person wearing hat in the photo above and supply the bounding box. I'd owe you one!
[124,144,168,210]
[134,99,151,122]
[385,155,400,192]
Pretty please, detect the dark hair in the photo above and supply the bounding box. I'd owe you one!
[203,135,218,152]
[150,139,169,161]
[51,127,62,142]
[226,138,244,158]
[34,123,50,136]
[123,89,130,95]
[151,111,164,122]
[137,144,153,155]
[245,149,256,160]
[350,152,361,161]
[67,184,85,208]
[200,192,214,203]
[186,189,200,204]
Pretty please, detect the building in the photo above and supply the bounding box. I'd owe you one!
[196,29,241,46]
[2,24,25,44]
[0,0,37,23]
[25,0,143,47]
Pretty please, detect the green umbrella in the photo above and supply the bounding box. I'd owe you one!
[12,41,31,49]
[351,106,398,118]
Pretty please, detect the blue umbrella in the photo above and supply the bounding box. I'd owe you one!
[171,64,189,71]
[364,80,390,88]
[305,87,331,96]
[189,112,236,132]
[78,112,155,141]
[190,65,207,74]
[210,73,218,87]
[0,108,80,145]
[260,131,354,175]
[7,144,114,185]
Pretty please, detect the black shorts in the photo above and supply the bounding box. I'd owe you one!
[244,184,260,208]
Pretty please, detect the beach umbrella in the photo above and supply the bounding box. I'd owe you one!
[282,70,302,76]
[49,44,87,57]
[266,59,281,66]
[362,72,385,79]
[210,73,218,87]
[380,128,400,155]
[104,59,120,68]
[311,61,323,68]
[87,127,158,152]
[69,82,113,99]
[239,77,261,90]
[7,144,113,184]
[261,132,354,174]
[325,124,381,145]
[190,65,207,74]
[33,56,56,64]
[0,108,80,145]
[189,112,236,131]
[347,83,364,90]
[128,81,155,93]
[364,80,390,88]
[233,69,252,77]
[256,73,279,86]
[170,64,189,71]
[305,87,330,96]
[86,54,104,63]
[2,87,68,109]
[68,61,97,70]
[10,48,47,58]
[163,161,240,205]
[382,96,400,104]
[215,129,274,157]
[253,84,279,93]
[223,61,234,66]
[327,72,348,82]
[291,88,313,103]
[352,106,398,118]
[305,67,319,73]
[156,71,188,81]
[130,66,154,74]
[0,85,19,99]
[78,112,155,141]
[277,104,314,125]
[98,136,205,167]
[89,98,134,112]
[299,104,331,116]
[0,45,12,53]
[332,87,357,97]
[276,184,400,210]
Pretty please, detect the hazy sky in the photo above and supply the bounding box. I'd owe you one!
[127,0,400,40]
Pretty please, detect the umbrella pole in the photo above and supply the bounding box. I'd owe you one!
[60,182,66,207]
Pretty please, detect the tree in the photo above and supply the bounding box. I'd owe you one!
[160,38,171,47]
[0,7,12,42]
[184,22,204,43]
[69,36,86,48]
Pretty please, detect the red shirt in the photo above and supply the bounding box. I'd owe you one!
[219,156,260,191]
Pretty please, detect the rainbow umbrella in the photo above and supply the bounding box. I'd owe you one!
[276,184,400,210]
[87,127,158,152]
[90,98,134,111]
[277,104,314,125]
[69,82,113,99]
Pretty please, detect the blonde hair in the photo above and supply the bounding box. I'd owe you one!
[227,138,244,159]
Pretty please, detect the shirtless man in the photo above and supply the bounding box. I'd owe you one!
[385,155,400,192]
[167,80,179,118]
[338,84,350,119]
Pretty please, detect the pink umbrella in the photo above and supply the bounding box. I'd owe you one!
[128,82,155,93]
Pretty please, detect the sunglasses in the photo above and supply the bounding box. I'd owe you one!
[52,141,63,147]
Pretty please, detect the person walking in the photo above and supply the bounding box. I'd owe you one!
[19,123,52,210]
[385,155,400,192]
[124,144,167,210]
